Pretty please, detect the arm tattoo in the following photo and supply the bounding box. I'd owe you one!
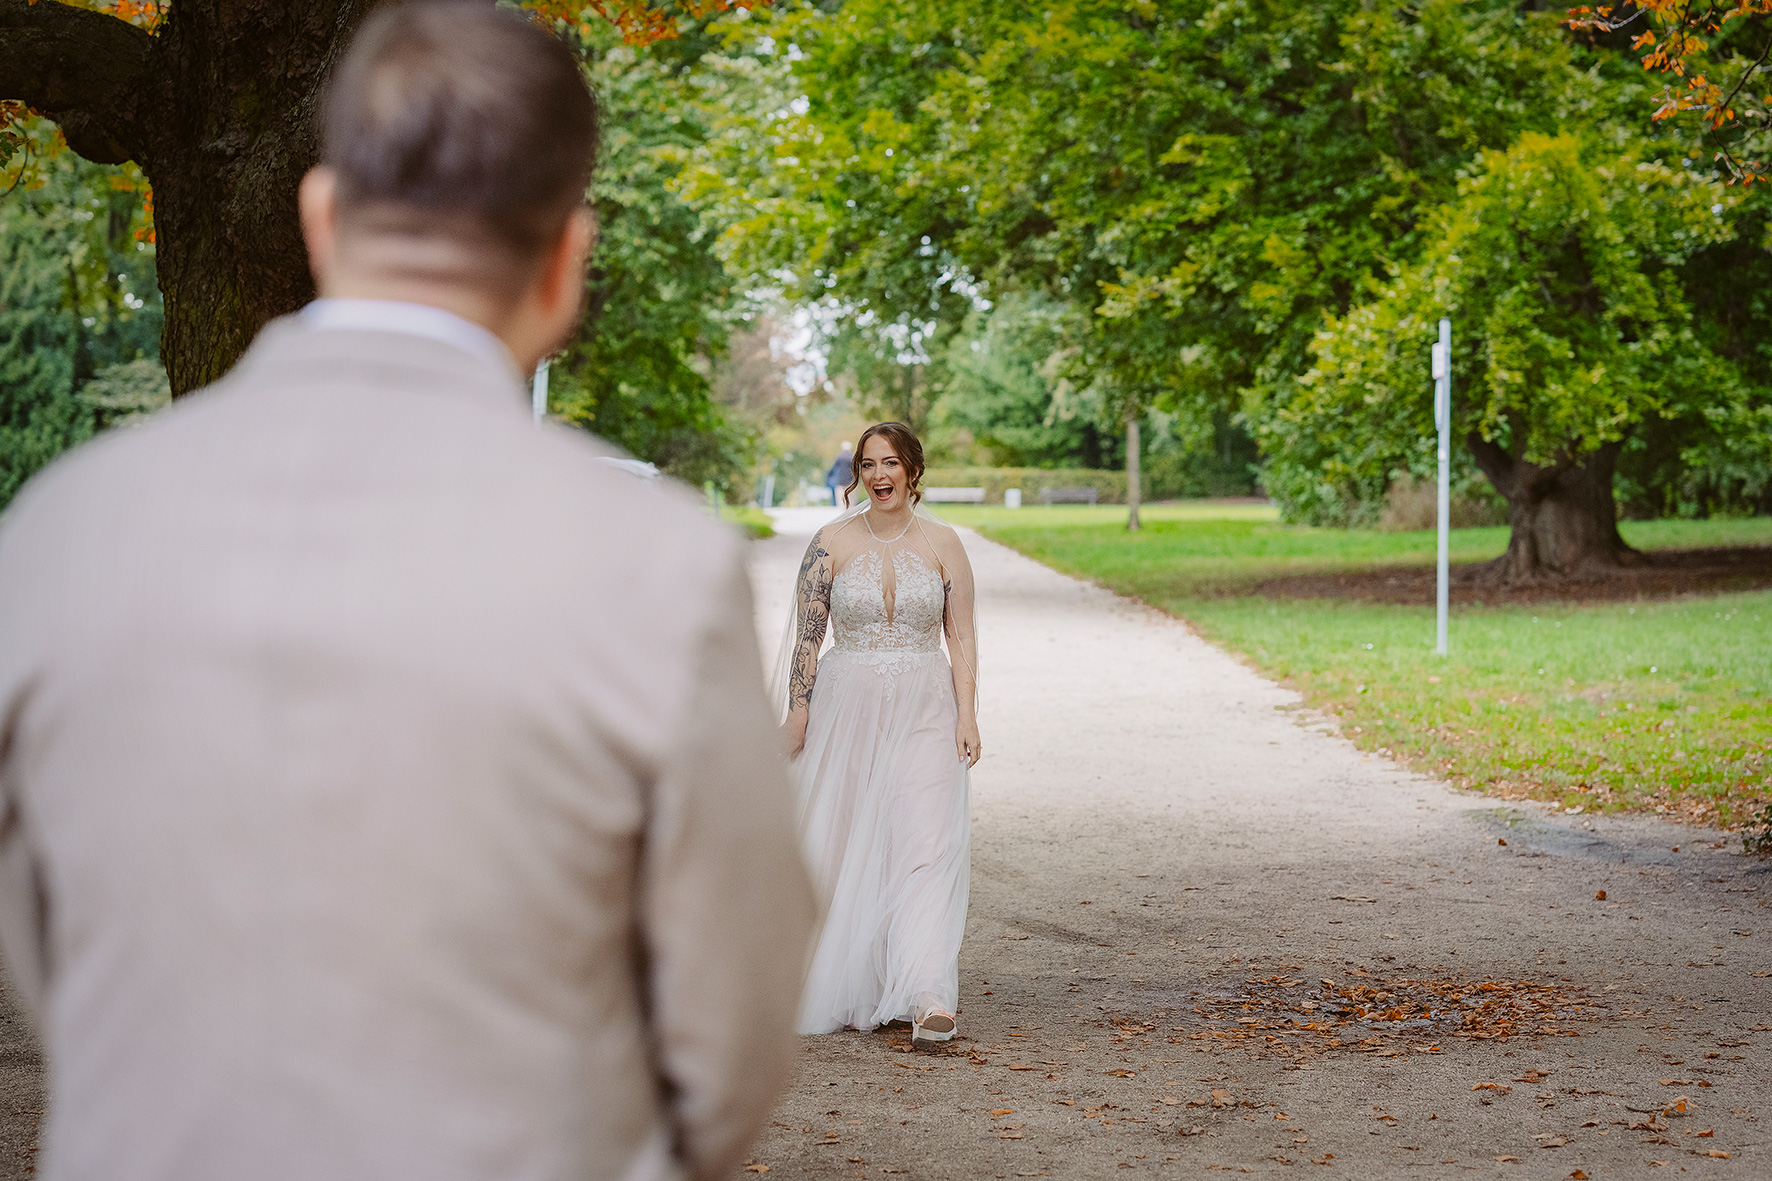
[788,536,833,714]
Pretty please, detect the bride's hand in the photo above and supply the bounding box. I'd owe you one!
[782,713,808,760]
[955,719,982,768]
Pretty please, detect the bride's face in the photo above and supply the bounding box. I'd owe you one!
[858,435,910,511]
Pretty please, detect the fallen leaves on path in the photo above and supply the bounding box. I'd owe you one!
[1163,972,1599,1060]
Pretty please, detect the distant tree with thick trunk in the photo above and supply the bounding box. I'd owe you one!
[1268,132,1759,583]
[0,0,703,396]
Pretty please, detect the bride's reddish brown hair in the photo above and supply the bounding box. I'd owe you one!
[844,421,926,508]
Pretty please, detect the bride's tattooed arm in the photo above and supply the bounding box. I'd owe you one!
[787,532,834,718]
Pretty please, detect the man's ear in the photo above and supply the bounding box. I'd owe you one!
[546,207,596,313]
[299,167,341,294]
[534,205,596,348]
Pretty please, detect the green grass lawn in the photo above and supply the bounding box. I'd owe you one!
[946,503,1772,829]
[723,504,775,539]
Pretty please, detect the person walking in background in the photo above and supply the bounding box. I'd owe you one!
[0,5,814,1180]
[825,439,854,506]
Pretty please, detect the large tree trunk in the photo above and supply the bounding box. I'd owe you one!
[146,2,360,393]
[3,0,378,395]
[1465,433,1638,584]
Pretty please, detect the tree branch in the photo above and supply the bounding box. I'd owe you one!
[0,0,156,165]
[1464,430,1516,500]
[1715,29,1772,118]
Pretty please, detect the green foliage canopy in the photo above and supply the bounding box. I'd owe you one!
[720,0,1615,425]
[0,129,161,509]
[548,24,753,488]
[1268,133,1747,523]
[706,0,1768,530]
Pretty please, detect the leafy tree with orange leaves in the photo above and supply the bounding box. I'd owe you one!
[1567,0,1772,181]
[0,0,731,395]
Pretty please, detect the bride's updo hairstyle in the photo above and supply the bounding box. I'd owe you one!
[844,421,926,508]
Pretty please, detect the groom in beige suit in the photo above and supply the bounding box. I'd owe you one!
[0,4,813,1179]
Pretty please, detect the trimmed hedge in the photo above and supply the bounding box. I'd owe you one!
[921,467,1139,505]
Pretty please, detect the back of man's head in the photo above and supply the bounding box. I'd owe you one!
[321,1,599,295]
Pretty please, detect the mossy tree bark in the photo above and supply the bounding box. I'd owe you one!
[1,0,377,395]
[1466,432,1639,584]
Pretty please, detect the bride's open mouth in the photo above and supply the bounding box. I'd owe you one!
[872,483,894,500]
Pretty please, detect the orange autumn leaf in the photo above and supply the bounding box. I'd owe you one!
[1566,0,1772,180]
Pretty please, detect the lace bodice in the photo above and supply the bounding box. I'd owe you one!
[831,547,945,655]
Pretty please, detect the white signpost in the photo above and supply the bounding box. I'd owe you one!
[1431,319,1451,657]
[532,359,550,424]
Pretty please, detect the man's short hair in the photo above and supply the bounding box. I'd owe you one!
[322,1,599,286]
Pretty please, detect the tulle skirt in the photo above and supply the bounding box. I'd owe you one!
[794,647,970,1034]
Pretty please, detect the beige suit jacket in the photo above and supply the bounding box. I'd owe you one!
[0,320,815,1181]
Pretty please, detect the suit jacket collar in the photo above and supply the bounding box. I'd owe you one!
[228,315,532,413]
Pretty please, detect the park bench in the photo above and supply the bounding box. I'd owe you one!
[1040,486,1099,505]
[922,487,987,504]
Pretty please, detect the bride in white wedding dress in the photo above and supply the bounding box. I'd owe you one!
[779,422,980,1048]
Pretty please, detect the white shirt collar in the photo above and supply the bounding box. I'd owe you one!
[301,298,516,374]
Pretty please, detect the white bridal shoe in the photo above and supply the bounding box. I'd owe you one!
[911,1007,957,1050]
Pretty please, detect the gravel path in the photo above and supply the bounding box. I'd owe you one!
[746,511,1770,1179]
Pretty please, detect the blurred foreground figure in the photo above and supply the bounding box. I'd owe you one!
[0,4,813,1179]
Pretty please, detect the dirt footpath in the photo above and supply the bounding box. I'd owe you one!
[746,514,1770,1180]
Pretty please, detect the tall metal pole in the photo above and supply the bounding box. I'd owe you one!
[1433,319,1451,657]
[532,359,550,424]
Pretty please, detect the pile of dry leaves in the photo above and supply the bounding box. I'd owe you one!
[1162,967,1602,1060]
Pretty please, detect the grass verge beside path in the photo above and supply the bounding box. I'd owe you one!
[723,504,775,539]
[946,503,1772,830]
